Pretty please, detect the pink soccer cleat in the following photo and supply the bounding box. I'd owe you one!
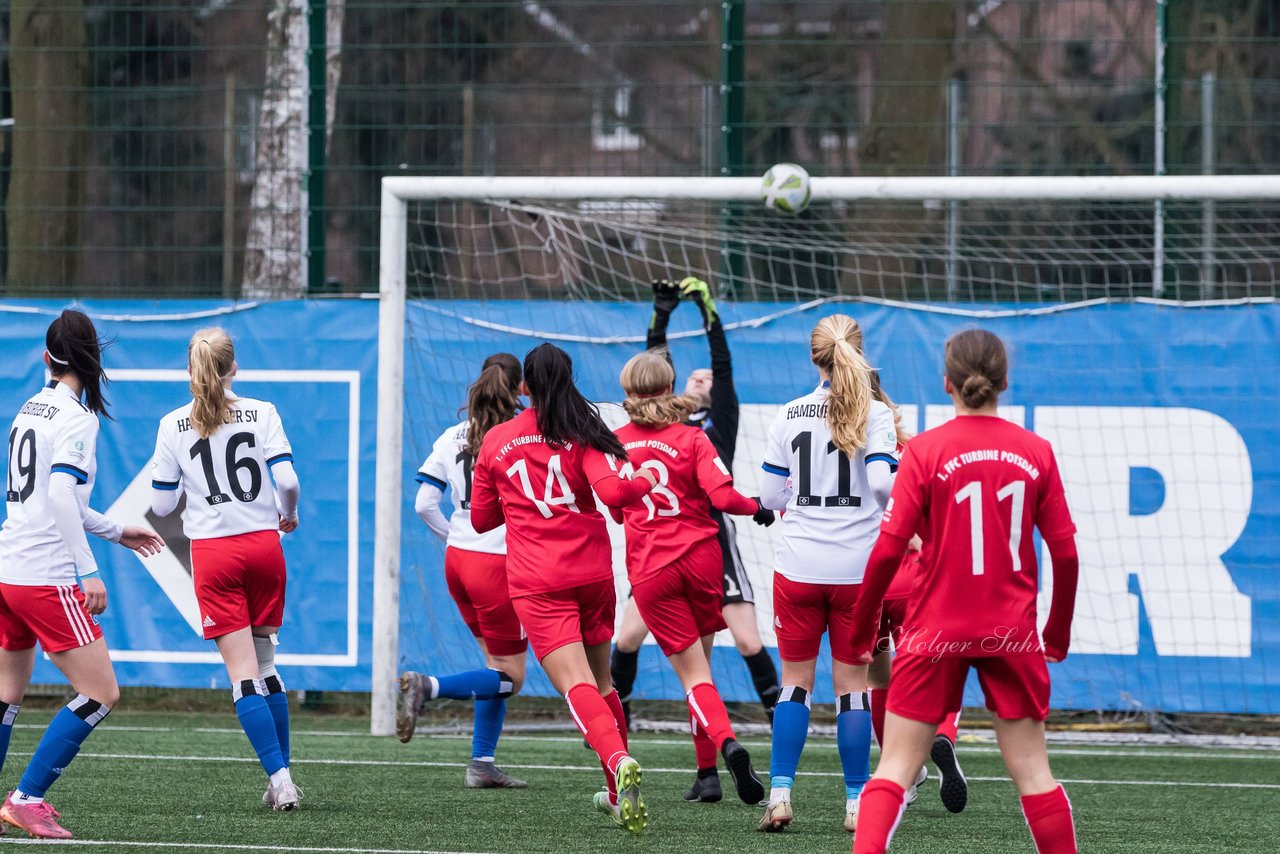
[1,793,72,839]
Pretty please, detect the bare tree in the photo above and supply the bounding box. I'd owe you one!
[5,0,89,293]
[241,0,344,300]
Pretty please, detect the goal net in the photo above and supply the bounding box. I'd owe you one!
[374,176,1280,735]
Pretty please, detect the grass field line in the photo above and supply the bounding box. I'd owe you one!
[0,840,498,854]
[27,750,1279,790]
[433,732,1280,761]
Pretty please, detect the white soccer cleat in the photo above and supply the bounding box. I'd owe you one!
[905,765,928,806]
[843,796,860,833]
[265,778,302,812]
[757,798,793,832]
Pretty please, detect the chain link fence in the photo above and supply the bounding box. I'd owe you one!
[0,1,1276,299]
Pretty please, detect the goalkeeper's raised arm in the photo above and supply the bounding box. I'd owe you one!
[645,276,739,467]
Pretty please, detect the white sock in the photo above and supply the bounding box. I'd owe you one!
[847,797,859,811]
[473,756,495,763]
[11,789,42,806]
[767,787,791,808]
[427,676,440,700]
[269,767,293,788]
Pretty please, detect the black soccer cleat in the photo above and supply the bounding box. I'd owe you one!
[721,738,766,805]
[931,734,969,814]
[683,770,723,803]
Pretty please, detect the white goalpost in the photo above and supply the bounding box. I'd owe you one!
[372,174,1280,735]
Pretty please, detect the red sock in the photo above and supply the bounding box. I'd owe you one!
[686,682,735,749]
[935,709,959,745]
[869,688,887,748]
[1020,785,1077,854]
[852,778,907,854]
[567,683,629,795]
[602,689,629,750]
[690,712,718,770]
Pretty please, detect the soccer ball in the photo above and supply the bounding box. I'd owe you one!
[761,162,811,214]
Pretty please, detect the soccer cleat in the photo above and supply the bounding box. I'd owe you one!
[1,793,72,839]
[931,734,969,814]
[721,738,765,805]
[905,765,928,806]
[593,790,624,829]
[464,760,527,789]
[756,798,793,832]
[396,671,430,743]
[613,757,648,833]
[682,772,723,803]
[268,778,302,812]
[843,797,860,833]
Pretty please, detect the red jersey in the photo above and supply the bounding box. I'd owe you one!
[884,547,921,601]
[879,415,1076,658]
[613,421,754,585]
[470,409,652,597]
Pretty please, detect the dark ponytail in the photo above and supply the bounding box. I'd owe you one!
[523,343,627,458]
[45,309,112,419]
[465,353,523,457]
[944,328,1008,410]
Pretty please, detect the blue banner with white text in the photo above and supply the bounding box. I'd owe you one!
[1,298,1276,714]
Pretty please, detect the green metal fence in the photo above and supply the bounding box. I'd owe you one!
[0,1,1277,298]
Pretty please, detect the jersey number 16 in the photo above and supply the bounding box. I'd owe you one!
[190,433,263,506]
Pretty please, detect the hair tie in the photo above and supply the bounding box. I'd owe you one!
[632,390,667,399]
[47,352,69,366]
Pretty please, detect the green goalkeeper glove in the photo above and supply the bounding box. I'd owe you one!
[679,276,718,327]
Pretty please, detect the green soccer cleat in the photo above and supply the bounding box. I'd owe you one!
[593,790,624,829]
[613,757,648,833]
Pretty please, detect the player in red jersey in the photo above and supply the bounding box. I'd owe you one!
[470,343,658,833]
[611,350,773,805]
[849,329,1080,854]
[868,538,966,813]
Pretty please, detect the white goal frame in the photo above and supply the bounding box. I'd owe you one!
[371,173,1280,735]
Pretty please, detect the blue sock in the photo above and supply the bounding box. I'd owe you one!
[0,703,19,775]
[234,681,285,776]
[837,692,872,799]
[472,698,506,760]
[434,668,509,701]
[17,695,108,798]
[263,676,291,766]
[769,686,811,786]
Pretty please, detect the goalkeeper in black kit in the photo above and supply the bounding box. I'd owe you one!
[610,276,782,804]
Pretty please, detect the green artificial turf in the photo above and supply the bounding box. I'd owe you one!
[0,709,1274,853]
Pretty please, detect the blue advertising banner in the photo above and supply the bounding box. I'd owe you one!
[2,299,1276,713]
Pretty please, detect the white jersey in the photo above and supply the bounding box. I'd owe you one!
[0,381,103,585]
[417,421,506,555]
[763,385,898,584]
[151,395,293,540]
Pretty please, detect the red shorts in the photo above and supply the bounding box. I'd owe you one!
[511,578,615,661]
[887,652,1051,724]
[772,573,861,665]
[0,583,103,653]
[630,537,727,657]
[877,596,908,651]
[191,530,287,640]
[444,547,527,657]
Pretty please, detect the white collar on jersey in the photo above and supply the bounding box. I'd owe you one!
[46,379,84,403]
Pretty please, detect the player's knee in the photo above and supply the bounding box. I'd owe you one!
[492,669,518,698]
[97,686,121,709]
[253,634,279,679]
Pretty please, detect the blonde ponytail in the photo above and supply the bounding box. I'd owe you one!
[188,327,236,438]
[620,349,702,428]
[811,314,873,457]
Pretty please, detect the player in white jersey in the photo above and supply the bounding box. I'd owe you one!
[0,310,164,839]
[148,327,302,811]
[397,354,528,789]
[755,314,903,834]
